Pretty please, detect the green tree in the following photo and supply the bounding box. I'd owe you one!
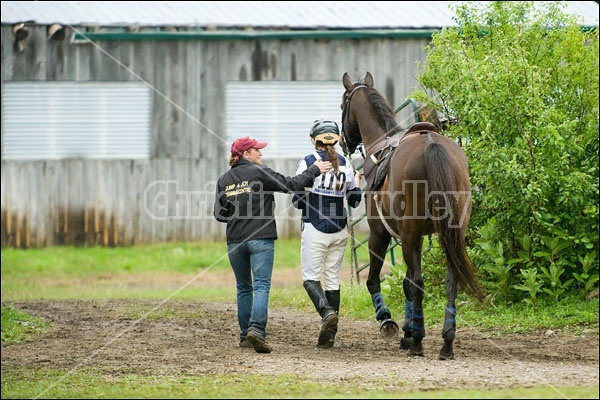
[411,1,599,303]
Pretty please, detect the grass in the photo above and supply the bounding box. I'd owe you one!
[1,240,598,398]
[1,304,50,343]
[1,368,598,399]
[1,241,235,277]
[2,239,597,330]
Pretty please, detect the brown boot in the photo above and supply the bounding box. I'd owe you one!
[246,329,272,354]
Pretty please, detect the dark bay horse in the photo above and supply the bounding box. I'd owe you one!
[340,72,485,360]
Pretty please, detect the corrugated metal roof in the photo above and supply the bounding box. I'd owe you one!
[1,1,598,29]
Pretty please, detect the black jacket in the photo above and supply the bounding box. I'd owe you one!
[214,158,321,244]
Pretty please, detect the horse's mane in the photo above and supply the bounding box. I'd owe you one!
[366,89,404,136]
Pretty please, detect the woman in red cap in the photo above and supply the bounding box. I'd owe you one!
[214,136,331,353]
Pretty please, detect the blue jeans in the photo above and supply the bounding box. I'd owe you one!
[227,239,275,341]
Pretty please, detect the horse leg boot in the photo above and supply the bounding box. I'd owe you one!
[303,280,338,348]
[400,278,414,350]
[325,289,340,343]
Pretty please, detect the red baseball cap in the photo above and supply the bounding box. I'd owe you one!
[231,136,268,156]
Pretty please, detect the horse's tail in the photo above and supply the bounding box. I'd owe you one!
[425,141,485,302]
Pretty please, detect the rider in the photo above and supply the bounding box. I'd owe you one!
[292,118,362,348]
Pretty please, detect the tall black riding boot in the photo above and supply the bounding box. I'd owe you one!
[303,280,338,348]
[325,289,341,344]
[325,289,340,313]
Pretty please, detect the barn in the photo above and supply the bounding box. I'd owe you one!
[1,1,597,247]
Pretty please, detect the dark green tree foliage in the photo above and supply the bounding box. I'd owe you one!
[411,1,598,302]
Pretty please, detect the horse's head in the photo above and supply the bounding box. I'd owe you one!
[339,72,373,156]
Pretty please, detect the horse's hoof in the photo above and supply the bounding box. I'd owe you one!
[379,319,399,340]
[440,342,454,360]
[408,341,424,357]
[399,337,412,350]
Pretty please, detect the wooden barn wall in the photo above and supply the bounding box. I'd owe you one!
[1,25,429,247]
[0,158,305,248]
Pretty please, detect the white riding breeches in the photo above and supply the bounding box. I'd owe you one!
[301,222,349,290]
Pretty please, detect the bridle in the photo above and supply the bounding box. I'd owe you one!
[340,84,368,157]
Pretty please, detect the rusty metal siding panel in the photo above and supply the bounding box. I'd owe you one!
[2,82,151,160]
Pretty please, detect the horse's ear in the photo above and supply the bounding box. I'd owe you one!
[343,72,353,90]
[364,71,374,87]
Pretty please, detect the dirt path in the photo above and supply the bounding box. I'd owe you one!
[2,298,598,394]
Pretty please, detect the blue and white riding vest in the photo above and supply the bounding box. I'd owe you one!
[293,150,361,233]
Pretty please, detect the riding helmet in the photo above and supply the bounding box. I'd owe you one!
[310,119,339,145]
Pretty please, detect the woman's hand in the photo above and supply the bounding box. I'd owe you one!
[314,159,332,173]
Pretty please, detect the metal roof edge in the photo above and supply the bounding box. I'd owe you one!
[70,24,598,43]
[71,28,440,43]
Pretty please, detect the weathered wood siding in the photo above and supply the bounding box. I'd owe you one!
[1,25,429,247]
[0,157,344,247]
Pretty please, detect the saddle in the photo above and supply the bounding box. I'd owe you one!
[363,122,438,191]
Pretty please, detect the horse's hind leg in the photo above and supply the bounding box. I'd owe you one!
[366,232,398,340]
[402,235,425,357]
[399,277,414,350]
[439,270,458,360]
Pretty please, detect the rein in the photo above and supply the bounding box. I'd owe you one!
[341,83,403,239]
[340,84,368,157]
[342,84,433,241]
[340,84,400,243]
